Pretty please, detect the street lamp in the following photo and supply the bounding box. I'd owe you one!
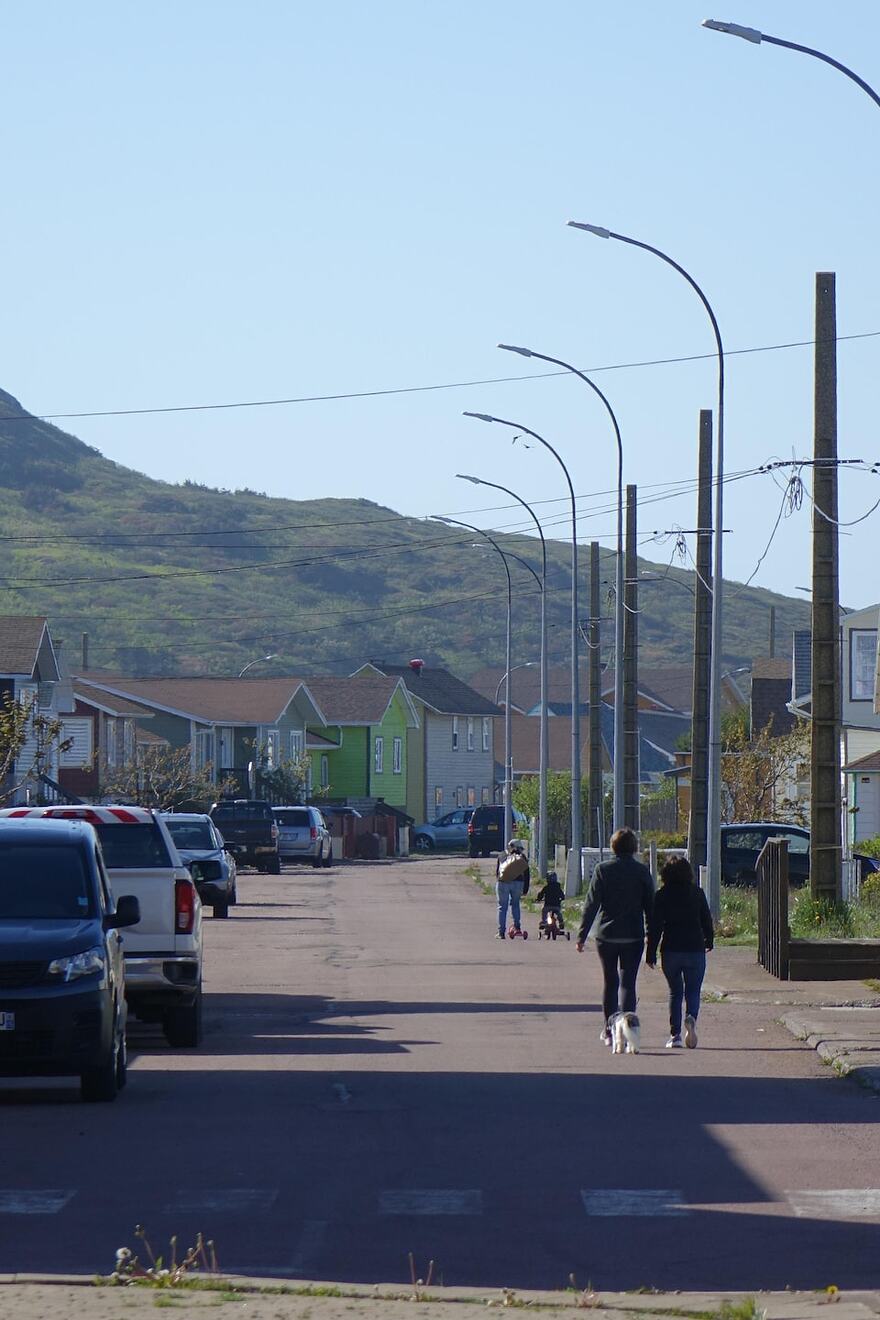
[458,472,549,876]
[498,343,625,835]
[568,220,726,918]
[494,660,539,706]
[463,410,583,892]
[432,514,515,843]
[701,21,880,109]
[238,653,278,677]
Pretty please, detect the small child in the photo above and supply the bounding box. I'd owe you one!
[535,871,566,930]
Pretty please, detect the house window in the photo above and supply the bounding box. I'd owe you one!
[105,717,118,768]
[290,730,304,760]
[320,754,330,788]
[374,736,384,774]
[482,717,490,752]
[452,716,459,751]
[850,629,878,701]
[59,717,93,769]
[434,786,444,809]
[467,717,474,751]
[264,729,280,769]
[481,786,490,804]
[392,736,402,774]
[195,730,215,771]
[455,784,464,806]
[467,786,476,806]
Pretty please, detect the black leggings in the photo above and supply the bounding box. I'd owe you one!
[596,940,643,1023]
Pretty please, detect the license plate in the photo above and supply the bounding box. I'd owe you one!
[487,823,498,831]
[0,1013,14,1031]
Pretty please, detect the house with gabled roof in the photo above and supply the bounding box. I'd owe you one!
[0,616,72,802]
[59,681,160,799]
[303,674,420,812]
[353,661,500,821]
[74,674,326,791]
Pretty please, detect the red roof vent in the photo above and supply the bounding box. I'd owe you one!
[409,658,425,677]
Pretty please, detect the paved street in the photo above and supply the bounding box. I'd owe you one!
[0,856,878,1293]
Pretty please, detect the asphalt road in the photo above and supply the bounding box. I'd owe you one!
[0,856,878,1292]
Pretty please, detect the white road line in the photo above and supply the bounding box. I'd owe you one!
[787,1189,880,1219]
[379,1189,483,1216]
[289,1219,328,1275]
[0,1190,75,1215]
[164,1189,279,1214]
[580,1189,687,1218]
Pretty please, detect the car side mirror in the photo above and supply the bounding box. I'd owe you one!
[191,859,222,882]
[105,894,141,930]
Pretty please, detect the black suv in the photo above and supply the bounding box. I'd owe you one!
[720,822,879,886]
[467,805,527,857]
[0,819,140,1101]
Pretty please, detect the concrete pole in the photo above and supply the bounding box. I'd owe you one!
[689,411,713,877]
[568,519,583,892]
[623,485,640,830]
[811,272,842,902]
[588,542,603,847]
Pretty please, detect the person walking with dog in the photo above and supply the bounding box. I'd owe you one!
[576,827,654,1046]
[646,856,714,1049]
[494,840,529,939]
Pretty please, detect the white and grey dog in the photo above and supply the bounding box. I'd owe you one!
[610,1011,641,1054]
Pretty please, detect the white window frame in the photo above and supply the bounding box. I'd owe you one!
[467,785,476,806]
[265,729,280,769]
[466,717,474,751]
[434,786,443,809]
[290,729,305,760]
[452,716,459,751]
[320,753,330,787]
[481,785,490,804]
[482,717,490,752]
[392,736,402,774]
[374,736,384,774]
[455,784,464,807]
[59,717,93,769]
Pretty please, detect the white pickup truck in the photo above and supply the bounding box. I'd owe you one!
[0,805,204,1047]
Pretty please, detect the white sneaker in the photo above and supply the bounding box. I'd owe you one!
[666,1035,683,1049]
[684,1015,698,1049]
[600,1027,612,1047]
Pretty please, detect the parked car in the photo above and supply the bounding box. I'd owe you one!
[162,813,237,917]
[720,822,879,887]
[467,805,528,857]
[412,808,474,852]
[0,818,140,1101]
[0,805,204,1048]
[208,799,280,873]
[272,806,332,868]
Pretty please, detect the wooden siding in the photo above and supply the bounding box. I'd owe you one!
[423,711,495,817]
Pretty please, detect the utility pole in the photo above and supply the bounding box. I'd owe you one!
[689,410,713,877]
[588,542,603,848]
[623,485,640,831]
[811,272,842,902]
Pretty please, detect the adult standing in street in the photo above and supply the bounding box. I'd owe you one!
[494,840,529,939]
[576,827,654,1045]
[646,856,714,1049]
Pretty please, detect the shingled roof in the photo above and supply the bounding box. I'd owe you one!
[304,675,419,727]
[362,662,500,716]
[0,616,56,679]
[75,674,320,725]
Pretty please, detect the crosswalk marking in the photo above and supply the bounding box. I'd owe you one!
[0,1190,75,1215]
[379,1189,482,1216]
[787,1189,880,1219]
[581,1189,687,1217]
[163,1189,278,1214]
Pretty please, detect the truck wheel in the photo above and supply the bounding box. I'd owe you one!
[81,1023,124,1102]
[267,855,281,875]
[213,901,229,918]
[163,988,203,1048]
[323,845,333,869]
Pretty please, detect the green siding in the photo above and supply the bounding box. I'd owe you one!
[307,690,413,809]
[368,689,410,809]
[136,711,192,749]
[310,726,369,798]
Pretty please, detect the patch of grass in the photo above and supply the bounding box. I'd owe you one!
[716,887,758,945]
[716,1299,767,1320]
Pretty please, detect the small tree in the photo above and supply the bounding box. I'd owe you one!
[721,716,810,825]
[250,746,316,804]
[0,692,72,803]
[100,745,227,811]
[513,771,592,848]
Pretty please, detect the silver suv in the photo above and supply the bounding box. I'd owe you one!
[273,806,332,868]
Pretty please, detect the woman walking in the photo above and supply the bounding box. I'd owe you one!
[576,828,654,1046]
[646,857,714,1048]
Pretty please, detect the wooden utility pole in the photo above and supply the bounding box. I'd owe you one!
[588,542,603,848]
[623,485,640,830]
[811,272,842,902]
[689,410,713,875]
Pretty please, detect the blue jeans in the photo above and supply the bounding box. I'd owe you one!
[496,879,523,932]
[661,949,707,1036]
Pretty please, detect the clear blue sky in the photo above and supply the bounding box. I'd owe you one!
[3,2,879,608]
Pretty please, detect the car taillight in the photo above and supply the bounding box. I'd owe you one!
[467,822,474,833]
[175,877,197,934]
[310,826,317,840]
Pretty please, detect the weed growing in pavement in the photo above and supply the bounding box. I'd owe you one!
[566,1273,601,1308]
[106,1225,220,1287]
[407,1252,435,1301]
[716,1299,767,1320]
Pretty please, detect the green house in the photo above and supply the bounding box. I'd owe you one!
[304,675,420,811]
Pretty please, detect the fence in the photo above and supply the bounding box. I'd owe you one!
[756,837,790,980]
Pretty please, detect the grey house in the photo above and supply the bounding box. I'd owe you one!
[356,662,501,821]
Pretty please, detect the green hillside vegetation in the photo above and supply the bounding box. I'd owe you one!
[0,387,811,677]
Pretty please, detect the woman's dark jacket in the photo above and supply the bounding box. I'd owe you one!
[646,882,714,964]
[577,854,654,944]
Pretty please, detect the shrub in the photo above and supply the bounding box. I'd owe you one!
[856,836,880,859]
[861,873,880,908]
[642,831,687,849]
[790,893,855,939]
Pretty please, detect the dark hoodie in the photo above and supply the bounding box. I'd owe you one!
[646,880,714,964]
[577,854,654,944]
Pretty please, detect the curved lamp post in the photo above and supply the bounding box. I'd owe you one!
[463,410,583,892]
[568,220,725,916]
[238,653,278,677]
[458,472,548,876]
[432,514,515,843]
[702,21,880,109]
[498,343,625,835]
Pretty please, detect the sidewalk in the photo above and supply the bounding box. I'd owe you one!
[706,945,880,1093]
[2,1277,880,1320]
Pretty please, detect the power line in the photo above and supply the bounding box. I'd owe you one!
[1,331,877,424]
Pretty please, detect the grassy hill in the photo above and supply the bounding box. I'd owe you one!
[0,387,811,678]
